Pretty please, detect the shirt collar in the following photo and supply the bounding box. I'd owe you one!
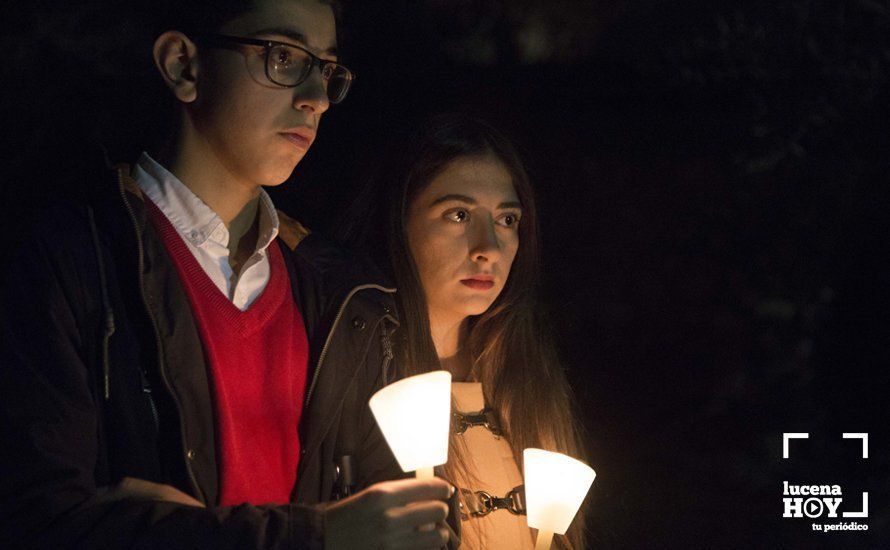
[132,152,279,251]
[255,190,280,252]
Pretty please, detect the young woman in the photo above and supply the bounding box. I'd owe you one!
[343,114,588,549]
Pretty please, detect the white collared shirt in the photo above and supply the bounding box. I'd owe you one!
[133,152,280,311]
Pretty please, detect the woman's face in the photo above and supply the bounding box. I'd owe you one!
[406,155,522,323]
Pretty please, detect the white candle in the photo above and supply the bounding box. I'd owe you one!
[369,371,452,476]
[524,448,596,549]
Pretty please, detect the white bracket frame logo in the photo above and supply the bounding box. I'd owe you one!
[782,432,869,518]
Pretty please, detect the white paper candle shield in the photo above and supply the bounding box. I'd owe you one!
[369,371,452,473]
[523,448,596,535]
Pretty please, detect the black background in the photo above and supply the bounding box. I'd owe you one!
[2,0,889,547]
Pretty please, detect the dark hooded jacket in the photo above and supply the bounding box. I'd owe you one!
[0,159,405,549]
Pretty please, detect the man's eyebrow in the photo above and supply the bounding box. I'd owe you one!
[498,201,522,210]
[250,27,339,56]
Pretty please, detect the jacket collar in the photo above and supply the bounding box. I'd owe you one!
[276,209,311,251]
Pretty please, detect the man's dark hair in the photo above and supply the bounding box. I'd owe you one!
[150,0,342,39]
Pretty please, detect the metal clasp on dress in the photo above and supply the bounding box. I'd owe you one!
[459,485,526,518]
[452,407,503,437]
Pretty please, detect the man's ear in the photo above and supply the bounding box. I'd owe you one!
[153,31,200,103]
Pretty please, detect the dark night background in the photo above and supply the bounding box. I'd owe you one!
[2,0,890,547]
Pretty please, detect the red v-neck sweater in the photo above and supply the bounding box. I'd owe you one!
[145,198,309,506]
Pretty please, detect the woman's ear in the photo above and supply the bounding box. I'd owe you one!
[152,31,199,103]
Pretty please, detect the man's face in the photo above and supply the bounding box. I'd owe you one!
[189,0,337,187]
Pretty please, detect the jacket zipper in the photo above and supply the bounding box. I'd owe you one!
[86,205,116,401]
[380,328,394,386]
[303,284,396,410]
[141,370,160,430]
[116,169,203,500]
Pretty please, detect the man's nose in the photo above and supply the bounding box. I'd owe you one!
[469,217,502,263]
[293,67,330,114]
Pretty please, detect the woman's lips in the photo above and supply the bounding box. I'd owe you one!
[281,133,311,150]
[460,279,494,290]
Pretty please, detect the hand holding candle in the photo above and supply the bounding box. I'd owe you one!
[368,371,453,537]
[524,448,596,550]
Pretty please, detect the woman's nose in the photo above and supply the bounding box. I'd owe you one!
[468,218,501,263]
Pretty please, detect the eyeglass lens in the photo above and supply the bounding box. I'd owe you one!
[268,44,352,103]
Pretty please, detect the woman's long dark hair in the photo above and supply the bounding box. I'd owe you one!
[340,114,587,549]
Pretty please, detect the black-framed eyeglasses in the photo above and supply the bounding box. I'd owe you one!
[194,33,355,104]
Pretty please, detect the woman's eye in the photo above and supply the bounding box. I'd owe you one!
[498,213,521,228]
[445,209,469,223]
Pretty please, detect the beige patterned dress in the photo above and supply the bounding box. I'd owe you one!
[452,382,535,550]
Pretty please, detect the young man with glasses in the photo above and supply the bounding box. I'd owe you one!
[0,1,454,548]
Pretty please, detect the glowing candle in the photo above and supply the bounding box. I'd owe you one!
[523,448,596,549]
[369,371,452,479]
